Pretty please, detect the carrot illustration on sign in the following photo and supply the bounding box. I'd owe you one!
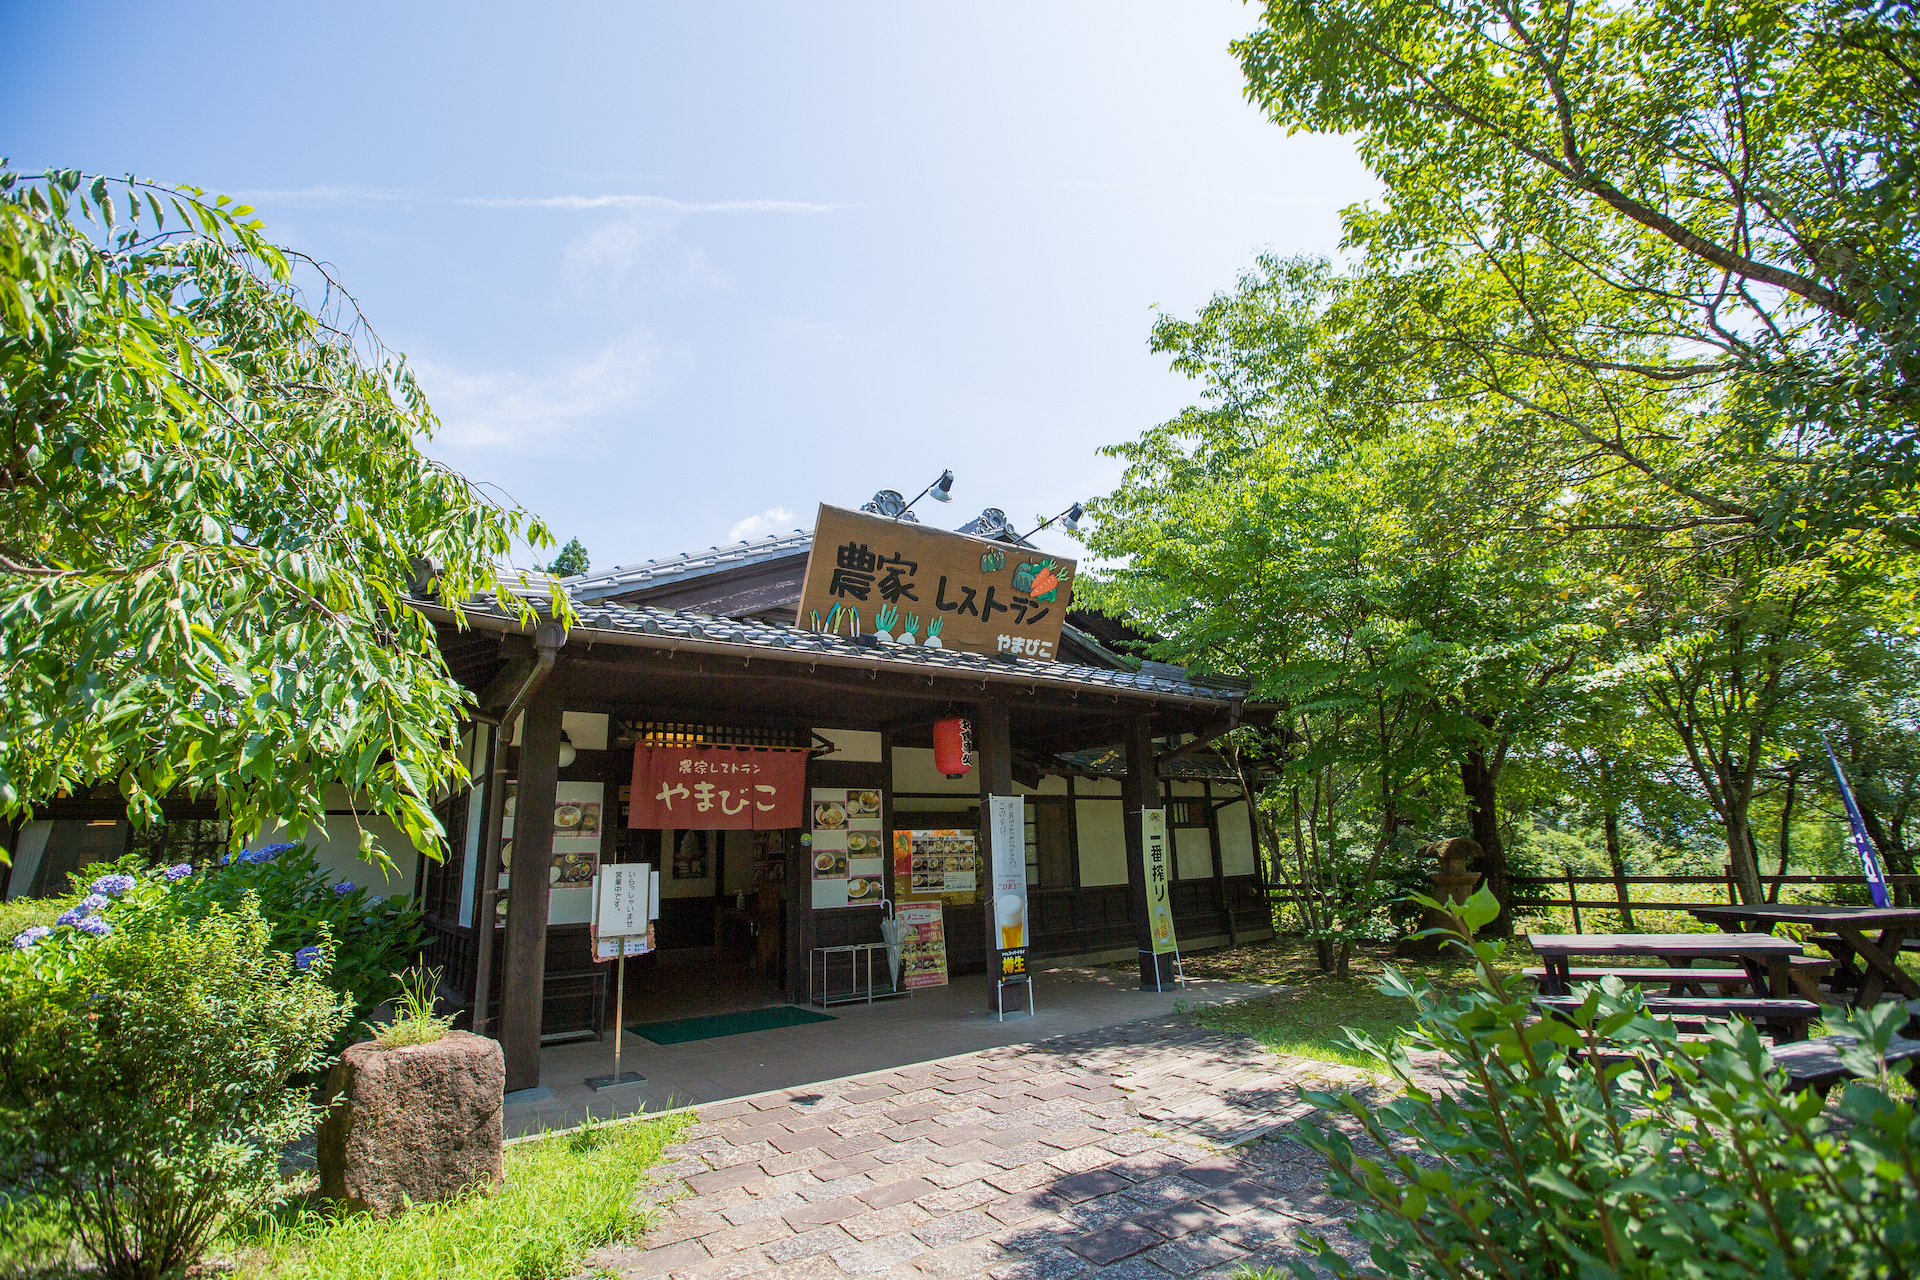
[1013,559,1063,602]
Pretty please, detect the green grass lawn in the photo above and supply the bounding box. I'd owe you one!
[227,1111,691,1280]
[0,1111,690,1280]
[1175,936,1525,1070]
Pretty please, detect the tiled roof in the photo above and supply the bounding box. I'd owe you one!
[1055,745,1251,782]
[442,594,1243,706]
[561,530,814,602]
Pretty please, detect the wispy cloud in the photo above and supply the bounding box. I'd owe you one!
[462,194,844,214]
[563,217,729,296]
[412,333,658,450]
[727,507,798,543]
[228,185,406,207]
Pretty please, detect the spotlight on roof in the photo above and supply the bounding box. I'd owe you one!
[930,469,955,503]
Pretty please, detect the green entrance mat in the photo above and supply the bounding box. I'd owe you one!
[628,1005,836,1045]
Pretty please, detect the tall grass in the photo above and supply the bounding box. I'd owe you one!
[228,1111,690,1280]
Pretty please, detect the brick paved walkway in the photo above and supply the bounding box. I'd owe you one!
[582,1015,1411,1280]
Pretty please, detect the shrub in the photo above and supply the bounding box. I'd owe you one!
[373,965,457,1048]
[86,842,422,1037]
[0,866,349,1280]
[1275,887,1920,1278]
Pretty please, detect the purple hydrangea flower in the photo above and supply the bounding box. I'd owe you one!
[56,907,88,927]
[218,852,233,866]
[242,842,300,865]
[332,881,356,896]
[294,945,322,970]
[75,917,112,938]
[90,873,136,898]
[12,926,52,949]
[164,863,193,882]
[78,893,111,914]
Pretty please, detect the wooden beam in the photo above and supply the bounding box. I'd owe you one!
[1156,707,1240,766]
[501,677,564,1093]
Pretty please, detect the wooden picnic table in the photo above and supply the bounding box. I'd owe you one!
[1690,904,1920,1008]
[1528,933,1803,1000]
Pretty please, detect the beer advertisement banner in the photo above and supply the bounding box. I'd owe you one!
[1143,808,1178,955]
[987,795,1029,983]
[796,504,1075,661]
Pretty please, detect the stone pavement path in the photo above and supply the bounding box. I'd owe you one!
[580,1015,1418,1280]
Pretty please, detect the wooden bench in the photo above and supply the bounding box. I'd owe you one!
[1771,1033,1920,1095]
[1533,994,1821,1042]
[1525,957,1833,1001]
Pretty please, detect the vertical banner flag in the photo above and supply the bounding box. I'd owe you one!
[1821,732,1891,909]
[988,795,1029,985]
[1143,808,1178,955]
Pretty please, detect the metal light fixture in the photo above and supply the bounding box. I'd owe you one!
[865,470,956,524]
[1020,501,1085,541]
[557,729,577,769]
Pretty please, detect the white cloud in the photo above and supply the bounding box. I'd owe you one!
[727,507,798,543]
[463,193,844,214]
[228,185,405,207]
[411,333,658,450]
[563,216,729,296]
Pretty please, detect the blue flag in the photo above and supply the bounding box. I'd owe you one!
[1821,732,1891,909]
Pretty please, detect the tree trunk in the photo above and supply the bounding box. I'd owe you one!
[1768,768,1796,904]
[1724,800,1764,904]
[1602,802,1634,929]
[1461,749,1509,934]
[1334,938,1353,979]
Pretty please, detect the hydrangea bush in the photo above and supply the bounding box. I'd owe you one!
[73,842,423,1039]
[0,864,348,1280]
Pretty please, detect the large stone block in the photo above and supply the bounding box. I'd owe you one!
[318,1030,504,1216]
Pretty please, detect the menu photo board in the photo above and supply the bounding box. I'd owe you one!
[811,787,886,908]
[893,828,979,904]
[894,901,949,989]
[796,504,1076,661]
[499,780,605,926]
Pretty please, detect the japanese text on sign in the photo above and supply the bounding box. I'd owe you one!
[797,505,1075,661]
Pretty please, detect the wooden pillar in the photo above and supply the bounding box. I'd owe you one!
[1206,781,1237,946]
[1123,714,1175,988]
[974,694,1013,1014]
[501,675,565,1093]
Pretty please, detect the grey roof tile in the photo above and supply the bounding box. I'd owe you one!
[446,594,1237,705]
[561,530,814,602]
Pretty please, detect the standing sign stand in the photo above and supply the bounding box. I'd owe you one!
[587,864,659,1092]
[987,795,1034,1020]
[1141,809,1186,993]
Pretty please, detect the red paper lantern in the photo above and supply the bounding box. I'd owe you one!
[933,717,974,777]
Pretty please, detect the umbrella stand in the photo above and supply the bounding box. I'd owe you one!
[878,898,904,991]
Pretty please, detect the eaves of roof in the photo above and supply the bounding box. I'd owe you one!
[560,530,814,603]
[414,595,1241,710]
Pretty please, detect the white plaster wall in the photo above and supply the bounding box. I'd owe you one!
[1171,780,1208,797]
[6,821,51,900]
[892,747,977,793]
[257,802,420,898]
[1075,799,1127,886]
[1176,826,1214,880]
[1217,801,1258,876]
[815,728,882,763]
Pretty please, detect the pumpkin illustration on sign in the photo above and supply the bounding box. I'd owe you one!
[979,548,1006,574]
[1013,559,1063,602]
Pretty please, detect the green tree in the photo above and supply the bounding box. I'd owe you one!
[0,168,559,859]
[1087,254,1598,942]
[547,537,590,577]
[1236,0,1920,556]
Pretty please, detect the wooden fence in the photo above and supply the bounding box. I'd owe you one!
[1264,871,1920,932]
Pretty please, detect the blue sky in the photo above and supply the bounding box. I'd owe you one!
[3,2,1373,571]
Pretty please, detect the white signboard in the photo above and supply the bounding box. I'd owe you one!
[593,865,659,961]
[987,794,1029,961]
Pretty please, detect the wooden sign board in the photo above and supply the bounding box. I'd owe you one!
[797,504,1076,661]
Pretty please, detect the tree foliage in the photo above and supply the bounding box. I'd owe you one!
[1236,0,1920,556]
[0,167,561,858]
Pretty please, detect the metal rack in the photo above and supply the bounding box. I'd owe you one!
[808,942,908,1007]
